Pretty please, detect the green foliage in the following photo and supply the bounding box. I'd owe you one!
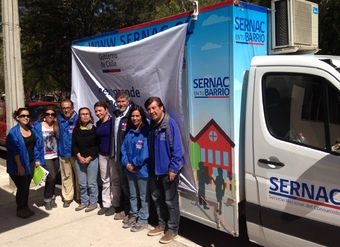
[10,0,340,97]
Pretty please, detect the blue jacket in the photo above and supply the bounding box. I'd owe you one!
[150,113,184,175]
[121,125,149,178]
[33,120,58,166]
[6,123,42,176]
[57,112,78,158]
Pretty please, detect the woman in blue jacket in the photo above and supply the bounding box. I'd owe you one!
[121,105,149,232]
[6,108,41,219]
[34,106,59,210]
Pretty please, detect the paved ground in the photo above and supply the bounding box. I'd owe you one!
[0,159,200,247]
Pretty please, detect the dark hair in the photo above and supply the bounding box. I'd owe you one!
[61,99,74,108]
[76,107,94,127]
[38,105,58,121]
[94,101,109,109]
[127,105,149,129]
[12,107,29,121]
[115,91,130,101]
[38,105,59,139]
[144,97,165,112]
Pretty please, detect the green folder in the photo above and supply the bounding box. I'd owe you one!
[33,166,49,186]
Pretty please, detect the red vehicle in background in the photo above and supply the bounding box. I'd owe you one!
[0,101,59,148]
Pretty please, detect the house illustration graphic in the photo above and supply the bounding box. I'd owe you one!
[190,119,235,183]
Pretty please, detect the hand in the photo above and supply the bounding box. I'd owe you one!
[126,163,136,173]
[84,157,92,164]
[78,155,86,164]
[35,162,41,168]
[17,165,25,176]
[168,171,177,181]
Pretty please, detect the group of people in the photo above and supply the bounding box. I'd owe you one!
[6,92,185,244]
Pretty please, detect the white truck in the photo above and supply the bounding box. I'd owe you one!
[72,0,340,246]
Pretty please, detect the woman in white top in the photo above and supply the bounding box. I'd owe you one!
[34,106,59,210]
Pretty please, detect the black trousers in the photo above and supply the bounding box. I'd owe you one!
[44,158,59,200]
[10,161,35,211]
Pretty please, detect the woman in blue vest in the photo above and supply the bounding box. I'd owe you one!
[6,108,41,218]
[121,105,150,232]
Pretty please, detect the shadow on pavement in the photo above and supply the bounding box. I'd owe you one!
[0,185,61,234]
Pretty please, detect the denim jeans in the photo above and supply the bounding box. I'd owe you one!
[76,158,99,206]
[127,175,149,224]
[149,174,180,234]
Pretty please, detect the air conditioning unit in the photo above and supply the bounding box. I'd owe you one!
[271,0,319,53]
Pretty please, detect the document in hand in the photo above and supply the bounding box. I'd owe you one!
[33,166,49,186]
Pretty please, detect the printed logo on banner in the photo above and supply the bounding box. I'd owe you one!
[192,77,230,98]
[234,17,266,45]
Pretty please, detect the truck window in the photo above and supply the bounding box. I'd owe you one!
[263,73,340,154]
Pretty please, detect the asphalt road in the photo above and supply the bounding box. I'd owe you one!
[0,149,260,247]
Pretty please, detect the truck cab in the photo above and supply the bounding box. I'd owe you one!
[245,55,340,247]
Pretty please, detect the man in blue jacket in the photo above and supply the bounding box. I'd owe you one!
[58,99,80,207]
[144,97,184,244]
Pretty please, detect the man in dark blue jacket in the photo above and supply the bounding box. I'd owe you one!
[109,91,131,220]
[144,97,184,244]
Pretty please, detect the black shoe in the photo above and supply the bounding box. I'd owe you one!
[63,200,72,208]
[24,206,35,216]
[17,208,31,219]
[44,202,53,211]
[97,207,109,215]
[51,199,57,208]
[105,207,115,216]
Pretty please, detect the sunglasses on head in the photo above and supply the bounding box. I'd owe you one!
[19,114,30,118]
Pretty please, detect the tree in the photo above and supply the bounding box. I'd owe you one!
[15,0,340,100]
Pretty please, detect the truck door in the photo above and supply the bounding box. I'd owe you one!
[249,67,340,247]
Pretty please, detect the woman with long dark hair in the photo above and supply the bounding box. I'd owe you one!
[6,108,41,218]
[34,105,59,210]
[72,107,99,212]
[121,105,150,232]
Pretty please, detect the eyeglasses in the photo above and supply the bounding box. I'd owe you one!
[62,107,72,111]
[80,113,90,116]
[19,115,30,118]
[45,113,55,117]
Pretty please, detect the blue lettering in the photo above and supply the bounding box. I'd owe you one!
[269,177,340,206]
[280,179,289,194]
[192,77,229,88]
[234,17,265,33]
[141,30,150,39]
[301,183,314,199]
[193,79,199,88]
[315,186,329,202]
[290,181,300,196]
[269,177,279,191]
[330,189,340,205]
[134,32,141,41]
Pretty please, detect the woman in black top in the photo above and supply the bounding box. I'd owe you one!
[6,108,41,218]
[72,107,99,213]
